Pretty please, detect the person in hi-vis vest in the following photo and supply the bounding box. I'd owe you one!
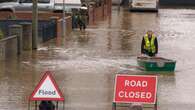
[141,30,158,57]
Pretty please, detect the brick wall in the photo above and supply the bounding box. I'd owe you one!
[107,0,112,16]
[87,0,112,25]
[56,16,72,38]
[0,35,17,60]
[0,11,72,39]
[0,12,71,20]
[88,7,95,25]
[65,16,72,35]
[94,6,104,21]
[103,5,108,19]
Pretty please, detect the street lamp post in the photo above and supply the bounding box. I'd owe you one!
[63,0,66,37]
[32,0,38,49]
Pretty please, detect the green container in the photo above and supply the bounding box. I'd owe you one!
[137,57,176,72]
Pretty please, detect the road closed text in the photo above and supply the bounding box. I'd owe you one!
[117,80,152,99]
[118,91,152,99]
[114,75,157,103]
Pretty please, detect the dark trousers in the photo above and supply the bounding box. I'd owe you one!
[142,51,156,57]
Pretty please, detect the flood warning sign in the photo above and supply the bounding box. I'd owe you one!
[30,71,64,101]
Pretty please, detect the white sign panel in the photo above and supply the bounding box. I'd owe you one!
[30,71,64,101]
[33,76,61,98]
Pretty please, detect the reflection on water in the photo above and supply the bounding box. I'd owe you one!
[0,7,195,110]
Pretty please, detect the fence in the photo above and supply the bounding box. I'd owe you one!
[0,35,17,60]
[0,19,56,42]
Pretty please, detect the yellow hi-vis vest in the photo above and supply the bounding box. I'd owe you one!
[144,34,156,53]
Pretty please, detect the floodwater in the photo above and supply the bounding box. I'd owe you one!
[1,6,195,110]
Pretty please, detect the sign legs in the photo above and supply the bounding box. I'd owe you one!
[112,102,116,110]
[155,98,158,110]
[35,101,37,110]
[28,100,30,110]
[56,101,59,110]
[63,101,65,110]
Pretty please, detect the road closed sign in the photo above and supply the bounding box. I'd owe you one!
[30,71,64,101]
[114,75,157,104]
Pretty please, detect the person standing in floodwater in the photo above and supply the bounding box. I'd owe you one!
[39,101,55,110]
[39,101,47,110]
[47,101,55,110]
[141,30,158,57]
[78,5,88,31]
[78,13,87,31]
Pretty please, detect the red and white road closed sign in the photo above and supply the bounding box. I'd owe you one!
[114,75,157,104]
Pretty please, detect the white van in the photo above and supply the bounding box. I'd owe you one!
[54,0,82,12]
[0,0,82,13]
[130,0,159,12]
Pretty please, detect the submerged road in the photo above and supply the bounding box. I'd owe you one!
[0,6,195,110]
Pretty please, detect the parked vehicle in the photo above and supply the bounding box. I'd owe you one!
[129,0,159,12]
[0,0,82,13]
[112,0,122,5]
[54,0,82,12]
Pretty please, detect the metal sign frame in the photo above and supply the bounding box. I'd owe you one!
[28,71,65,110]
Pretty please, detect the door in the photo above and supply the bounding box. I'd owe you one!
[16,0,53,12]
[16,0,33,11]
[38,0,53,11]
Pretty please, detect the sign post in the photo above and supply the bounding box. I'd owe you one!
[32,0,38,49]
[28,71,64,110]
[113,74,158,110]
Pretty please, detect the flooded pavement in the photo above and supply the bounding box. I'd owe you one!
[1,6,195,110]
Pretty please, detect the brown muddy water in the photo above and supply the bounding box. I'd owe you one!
[0,6,195,110]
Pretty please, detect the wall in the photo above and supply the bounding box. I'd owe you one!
[0,11,73,41]
[0,35,17,60]
[0,12,65,20]
[0,20,56,42]
[56,16,72,38]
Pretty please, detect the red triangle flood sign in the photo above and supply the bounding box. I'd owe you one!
[30,71,64,101]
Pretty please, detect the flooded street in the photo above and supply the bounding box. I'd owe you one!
[1,6,195,110]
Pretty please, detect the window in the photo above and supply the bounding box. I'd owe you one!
[19,0,50,3]
[38,0,50,3]
[20,0,32,3]
[0,0,17,2]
